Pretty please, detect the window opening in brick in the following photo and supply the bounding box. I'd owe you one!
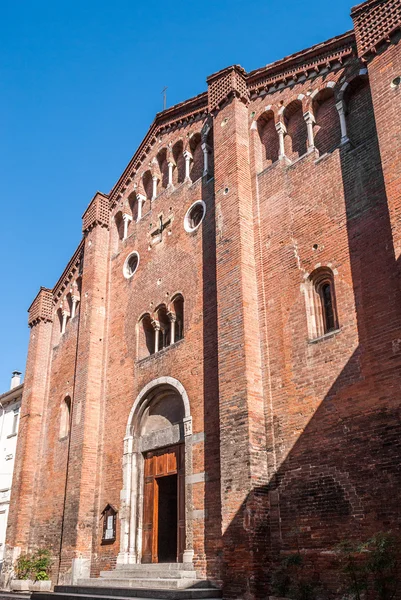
[189,133,203,183]
[313,88,341,155]
[256,111,279,171]
[184,201,206,232]
[305,267,339,339]
[59,396,71,439]
[172,141,185,184]
[123,252,140,279]
[284,99,308,160]
[115,211,125,241]
[139,314,155,359]
[172,295,184,342]
[157,305,171,351]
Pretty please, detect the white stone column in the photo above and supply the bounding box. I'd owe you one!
[304,111,316,151]
[61,311,68,334]
[168,312,176,345]
[122,213,132,240]
[183,151,193,182]
[136,194,146,221]
[335,100,349,144]
[152,320,160,353]
[275,122,287,160]
[71,297,78,319]
[167,161,174,187]
[201,142,210,176]
[152,176,158,200]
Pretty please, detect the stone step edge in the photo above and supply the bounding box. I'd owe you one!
[34,595,222,600]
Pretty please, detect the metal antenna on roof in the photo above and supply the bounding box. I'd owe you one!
[161,86,168,110]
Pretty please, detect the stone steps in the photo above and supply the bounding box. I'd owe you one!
[31,585,222,600]
[78,579,200,590]
[100,568,197,580]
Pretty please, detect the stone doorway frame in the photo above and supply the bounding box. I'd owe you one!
[117,377,194,565]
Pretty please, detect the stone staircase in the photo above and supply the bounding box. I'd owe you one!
[31,563,221,600]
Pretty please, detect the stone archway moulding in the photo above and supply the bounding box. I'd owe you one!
[117,376,193,566]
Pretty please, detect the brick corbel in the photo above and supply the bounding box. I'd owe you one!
[28,287,53,327]
[82,192,110,233]
[207,64,249,112]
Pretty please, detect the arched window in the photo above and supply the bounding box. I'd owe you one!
[172,141,185,184]
[59,396,71,439]
[344,75,375,147]
[143,170,153,201]
[256,111,279,172]
[189,133,203,183]
[304,268,339,339]
[115,211,125,241]
[312,87,341,155]
[157,148,169,189]
[156,305,171,351]
[128,192,138,222]
[172,295,184,342]
[284,99,308,160]
[138,314,155,359]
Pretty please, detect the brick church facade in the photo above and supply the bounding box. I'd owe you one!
[4,0,401,597]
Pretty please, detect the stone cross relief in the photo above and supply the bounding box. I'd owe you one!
[149,213,173,246]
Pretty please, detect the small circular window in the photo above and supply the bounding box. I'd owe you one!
[184,201,206,233]
[123,251,140,279]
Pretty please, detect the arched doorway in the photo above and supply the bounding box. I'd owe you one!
[117,377,194,566]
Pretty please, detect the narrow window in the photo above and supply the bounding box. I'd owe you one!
[172,295,184,342]
[138,314,155,359]
[320,282,336,333]
[156,305,171,351]
[59,396,72,439]
[305,268,338,339]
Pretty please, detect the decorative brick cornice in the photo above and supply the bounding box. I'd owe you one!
[53,239,84,300]
[207,65,249,111]
[82,192,110,233]
[351,0,401,59]
[28,287,53,327]
[246,31,356,95]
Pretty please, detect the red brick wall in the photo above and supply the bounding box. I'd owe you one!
[5,7,401,598]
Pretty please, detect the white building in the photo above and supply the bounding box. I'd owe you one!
[0,372,22,567]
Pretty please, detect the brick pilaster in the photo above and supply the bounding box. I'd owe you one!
[58,193,110,583]
[208,68,269,598]
[1,289,53,587]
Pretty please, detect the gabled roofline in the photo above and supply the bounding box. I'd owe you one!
[108,91,208,208]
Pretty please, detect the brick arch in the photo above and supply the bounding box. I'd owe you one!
[337,68,369,103]
[168,290,184,312]
[156,148,169,189]
[189,132,203,182]
[119,377,193,566]
[254,107,280,171]
[341,70,374,148]
[126,377,191,438]
[172,139,185,184]
[283,97,308,160]
[142,170,153,200]
[311,85,341,155]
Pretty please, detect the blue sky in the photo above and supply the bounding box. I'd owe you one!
[0,0,355,391]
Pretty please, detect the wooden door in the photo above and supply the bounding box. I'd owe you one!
[177,444,185,562]
[142,445,184,563]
